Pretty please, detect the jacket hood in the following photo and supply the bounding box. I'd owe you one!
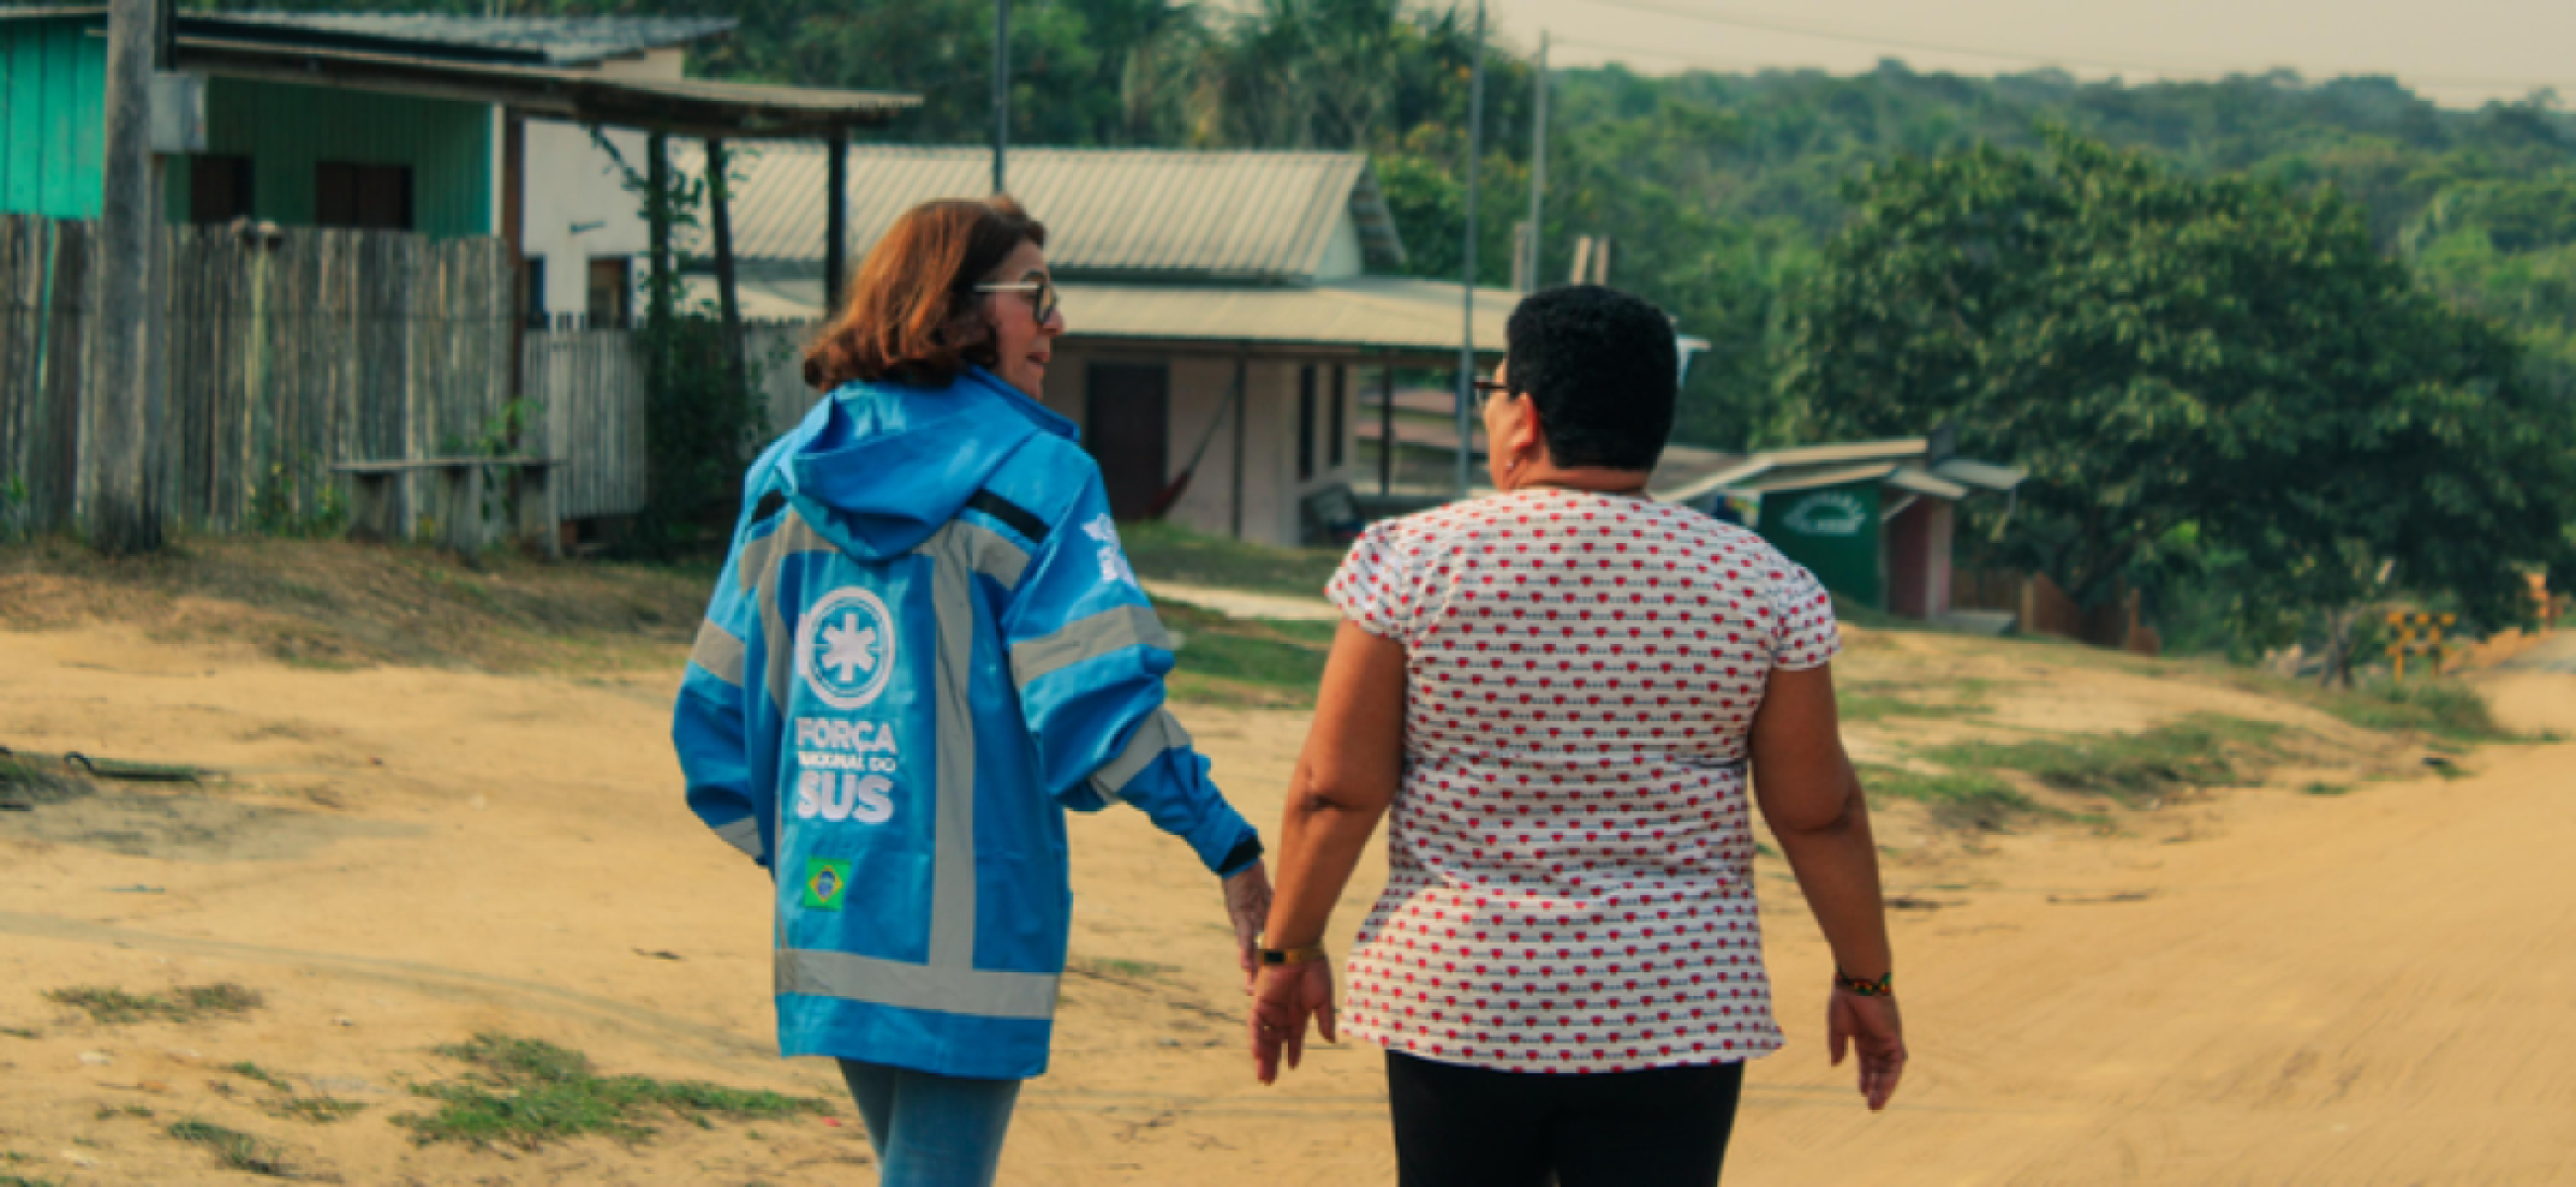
[778,368,1077,559]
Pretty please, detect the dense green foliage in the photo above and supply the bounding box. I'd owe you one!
[1779,132,2576,629]
[186,0,2576,634]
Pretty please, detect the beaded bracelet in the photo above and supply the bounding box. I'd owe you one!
[1833,968,1893,997]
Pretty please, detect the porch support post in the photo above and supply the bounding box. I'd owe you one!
[1378,351,1395,497]
[1230,351,1248,540]
[825,128,850,313]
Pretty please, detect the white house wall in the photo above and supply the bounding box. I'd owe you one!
[521,119,650,320]
[1315,215,1365,280]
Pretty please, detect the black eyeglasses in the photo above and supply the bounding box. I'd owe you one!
[973,275,1059,324]
[1474,378,1513,397]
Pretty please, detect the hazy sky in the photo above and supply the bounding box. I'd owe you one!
[1467,0,2576,108]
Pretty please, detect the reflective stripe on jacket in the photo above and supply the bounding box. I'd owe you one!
[672,368,1258,1079]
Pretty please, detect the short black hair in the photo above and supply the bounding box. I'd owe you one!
[1504,285,1678,471]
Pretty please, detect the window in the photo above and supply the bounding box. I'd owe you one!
[1297,365,1318,482]
[587,258,633,328]
[522,256,548,326]
[1329,366,1347,469]
[315,161,413,230]
[189,155,253,226]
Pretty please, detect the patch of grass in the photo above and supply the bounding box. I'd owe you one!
[0,1026,39,1040]
[165,1120,295,1178]
[1927,715,2284,807]
[46,983,265,1026]
[1154,599,1334,707]
[2301,781,2351,796]
[392,1033,829,1151]
[0,1175,60,1187]
[1861,767,2043,831]
[225,1061,295,1093]
[0,758,91,810]
[1069,956,1180,982]
[1119,520,1348,598]
[1839,679,1994,724]
[266,1096,366,1124]
[2225,672,2512,742]
[95,1104,154,1120]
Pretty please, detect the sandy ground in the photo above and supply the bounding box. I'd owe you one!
[1,622,2571,1185]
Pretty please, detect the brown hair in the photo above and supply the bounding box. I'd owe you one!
[802,195,1048,391]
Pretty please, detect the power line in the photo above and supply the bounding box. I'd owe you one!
[1569,0,2576,93]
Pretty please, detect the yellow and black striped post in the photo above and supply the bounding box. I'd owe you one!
[2384,611,2457,680]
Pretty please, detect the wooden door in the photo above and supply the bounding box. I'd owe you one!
[1086,362,1169,520]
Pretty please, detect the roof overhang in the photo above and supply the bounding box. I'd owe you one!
[163,33,915,137]
[694,273,1516,362]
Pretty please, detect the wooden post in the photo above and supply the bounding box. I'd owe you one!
[1378,353,1395,497]
[645,133,673,331]
[503,111,526,399]
[825,129,850,313]
[84,0,166,554]
[1230,352,1247,540]
[705,137,747,406]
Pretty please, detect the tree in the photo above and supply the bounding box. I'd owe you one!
[1777,132,2576,636]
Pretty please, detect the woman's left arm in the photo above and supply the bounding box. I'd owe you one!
[1251,620,1408,1084]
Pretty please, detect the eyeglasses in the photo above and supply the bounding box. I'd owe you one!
[973,275,1059,325]
[1474,378,1513,397]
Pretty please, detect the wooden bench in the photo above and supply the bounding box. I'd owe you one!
[330,457,564,559]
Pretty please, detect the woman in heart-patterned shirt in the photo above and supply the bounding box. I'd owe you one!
[1250,286,1906,1187]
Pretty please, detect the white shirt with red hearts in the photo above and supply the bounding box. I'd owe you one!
[1327,488,1840,1074]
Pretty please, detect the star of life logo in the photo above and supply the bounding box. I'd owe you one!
[1084,514,1138,587]
[795,588,897,709]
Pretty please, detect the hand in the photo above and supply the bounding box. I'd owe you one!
[1828,988,1907,1111]
[1222,860,1273,994]
[1249,959,1336,1085]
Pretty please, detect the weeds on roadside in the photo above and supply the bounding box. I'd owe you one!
[393,1033,828,1151]
[1860,767,2044,831]
[165,1120,296,1178]
[1927,715,2283,807]
[1068,956,1180,983]
[46,984,264,1026]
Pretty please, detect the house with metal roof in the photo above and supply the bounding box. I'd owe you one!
[0,8,908,305]
[1656,434,2026,621]
[675,142,1519,547]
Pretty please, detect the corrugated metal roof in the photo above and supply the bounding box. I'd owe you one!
[200,12,734,66]
[683,142,1406,281]
[694,273,1513,357]
[1887,465,1972,501]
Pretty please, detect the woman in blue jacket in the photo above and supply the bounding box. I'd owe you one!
[674,196,1272,1187]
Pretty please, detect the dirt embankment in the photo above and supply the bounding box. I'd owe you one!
[1,543,2568,1184]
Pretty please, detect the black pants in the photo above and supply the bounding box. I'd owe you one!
[1385,1050,1745,1187]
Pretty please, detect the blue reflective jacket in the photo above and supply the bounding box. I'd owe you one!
[672,368,1259,1080]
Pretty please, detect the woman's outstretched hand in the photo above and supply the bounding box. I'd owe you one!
[1828,988,1907,1111]
[1222,861,1273,993]
[1249,959,1336,1085]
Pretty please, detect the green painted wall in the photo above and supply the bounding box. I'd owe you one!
[0,19,110,220]
[1763,480,1884,610]
[177,77,492,236]
[3,20,492,236]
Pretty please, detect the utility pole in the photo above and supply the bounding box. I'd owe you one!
[992,0,1010,193]
[1453,0,1487,500]
[1525,32,1549,293]
[84,0,166,554]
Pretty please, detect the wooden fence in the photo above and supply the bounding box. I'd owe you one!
[520,319,818,523]
[1955,567,2162,656]
[0,214,516,535]
[2,210,826,539]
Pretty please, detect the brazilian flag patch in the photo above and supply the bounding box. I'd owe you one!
[799,858,852,911]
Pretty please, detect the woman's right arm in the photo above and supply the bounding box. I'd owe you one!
[1749,661,1907,1110]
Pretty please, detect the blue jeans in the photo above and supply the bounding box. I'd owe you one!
[836,1059,1023,1187]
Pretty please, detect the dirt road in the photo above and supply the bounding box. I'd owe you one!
[0,622,2569,1184]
